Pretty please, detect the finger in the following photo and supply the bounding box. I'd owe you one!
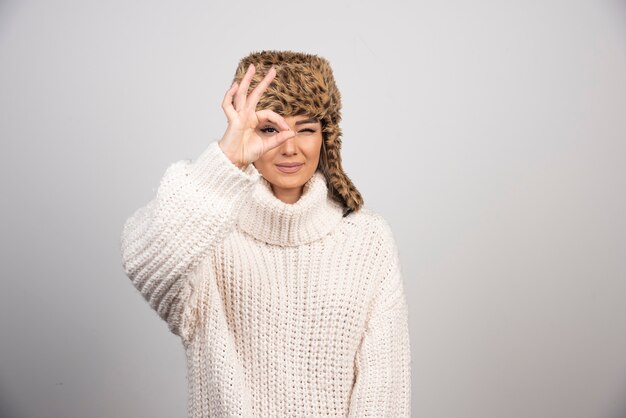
[234,63,255,112]
[255,109,291,132]
[246,65,276,111]
[262,128,297,152]
[222,81,239,120]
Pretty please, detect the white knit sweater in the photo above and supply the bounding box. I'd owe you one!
[120,140,412,417]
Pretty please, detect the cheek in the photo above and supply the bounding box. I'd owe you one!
[306,136,323,157]
[254,149,274,167]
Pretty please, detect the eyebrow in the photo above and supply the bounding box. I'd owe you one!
[295,118,319,125]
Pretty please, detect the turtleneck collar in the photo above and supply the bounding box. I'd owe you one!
[237,170,345,247]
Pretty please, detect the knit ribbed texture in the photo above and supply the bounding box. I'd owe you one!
[120,140,411,417]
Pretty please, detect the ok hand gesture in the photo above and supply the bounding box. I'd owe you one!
[218,63,296,169]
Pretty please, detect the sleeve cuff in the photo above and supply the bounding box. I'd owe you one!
[185,140,261,202]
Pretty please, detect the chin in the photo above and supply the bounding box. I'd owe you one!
[271,167,313,185]
[270,173,306,187]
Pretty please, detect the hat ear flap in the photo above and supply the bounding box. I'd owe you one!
[318,123,364,216]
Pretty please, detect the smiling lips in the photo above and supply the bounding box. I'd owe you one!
[275,162,304,173]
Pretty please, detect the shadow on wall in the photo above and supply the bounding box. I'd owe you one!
[0,380,27,418]
[609,384,626,418]
[0,0,22,40]
[613,0,626,29]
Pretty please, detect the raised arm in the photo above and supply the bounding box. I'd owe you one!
[120,63,297,344]
[120,140,260,342]
[348,218,412,417]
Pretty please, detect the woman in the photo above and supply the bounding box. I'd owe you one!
[120,50,411,417]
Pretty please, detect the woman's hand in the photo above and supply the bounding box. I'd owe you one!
[218,63,296,169]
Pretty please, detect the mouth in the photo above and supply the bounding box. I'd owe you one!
[275,163,304,173]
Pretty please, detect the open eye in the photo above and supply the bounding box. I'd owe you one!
[260,126,278,134]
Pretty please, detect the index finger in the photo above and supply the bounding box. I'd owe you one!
[245,65,276,111]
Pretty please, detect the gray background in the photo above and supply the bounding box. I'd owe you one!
[1,0,625,417]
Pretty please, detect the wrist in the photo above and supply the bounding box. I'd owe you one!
[218,140,248,171]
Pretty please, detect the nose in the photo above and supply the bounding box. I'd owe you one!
[280,133,298,155]
[280,123,298,155]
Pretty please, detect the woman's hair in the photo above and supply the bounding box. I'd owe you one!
[232,50,363,216]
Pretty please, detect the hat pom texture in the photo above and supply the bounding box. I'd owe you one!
[232,50,363,216]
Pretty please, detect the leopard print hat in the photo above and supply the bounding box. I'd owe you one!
[231,50,363,217]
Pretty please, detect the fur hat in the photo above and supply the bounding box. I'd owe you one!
[231,50,363,217]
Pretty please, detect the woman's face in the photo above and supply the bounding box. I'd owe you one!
[253,114,323,204]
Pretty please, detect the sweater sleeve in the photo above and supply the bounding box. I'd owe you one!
[120,140,261,343]
[348,219,412,417]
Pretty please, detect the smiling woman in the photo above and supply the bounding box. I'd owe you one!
[252,114,324,204]
[120,50,412,418]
